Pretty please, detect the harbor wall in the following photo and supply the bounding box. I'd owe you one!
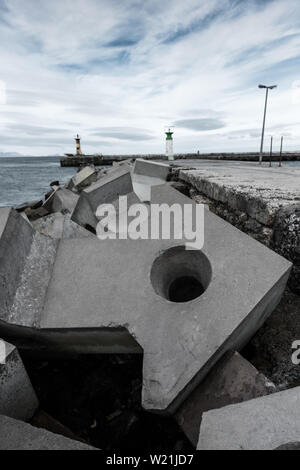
[60,152,300,167]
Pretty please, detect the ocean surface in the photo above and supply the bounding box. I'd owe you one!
[0,156,299,208]
[0,156,86,207]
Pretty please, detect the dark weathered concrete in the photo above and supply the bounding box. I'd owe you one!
[175,351,275,446]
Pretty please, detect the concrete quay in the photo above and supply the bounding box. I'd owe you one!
[60,152,300,167]
[172,160,300,293]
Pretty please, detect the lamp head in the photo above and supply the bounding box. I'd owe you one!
[258,84,277,89]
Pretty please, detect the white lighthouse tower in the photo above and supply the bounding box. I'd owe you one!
[75,134,83,155]
[165,128,174,161]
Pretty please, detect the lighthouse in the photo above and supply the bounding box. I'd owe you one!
[75,134,83,155]
[165,128,174,161]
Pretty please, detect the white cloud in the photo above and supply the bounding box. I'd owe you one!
[0,0,300,154]
[0,80,6,105]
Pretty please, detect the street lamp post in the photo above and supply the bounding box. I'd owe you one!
[258,84,277,165]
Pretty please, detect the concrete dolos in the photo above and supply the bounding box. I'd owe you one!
[72,165,133,230]
[44,188,79,214]
[132,159,170,201]
[0,182,292,413]
[66,165,97,192]
[197,386,300,450]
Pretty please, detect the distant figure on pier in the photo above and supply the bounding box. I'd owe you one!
[75,134,83,155]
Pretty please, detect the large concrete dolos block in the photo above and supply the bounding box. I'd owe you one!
[0,415,95,450]
[72,165,133,230]
[0,208,58,327]
[43,187,79,214]
[0,341,38,421]
[66,165,97,192]
[133,159,170,179]
[132,159,171,201]
[198,386,300,450]
[175,351,276,446]
[0,186,292,413]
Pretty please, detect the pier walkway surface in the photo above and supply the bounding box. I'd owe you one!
[173,160,300,222]
[171,159,300,294]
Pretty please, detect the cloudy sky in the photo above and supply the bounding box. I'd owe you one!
[1,0,300,155]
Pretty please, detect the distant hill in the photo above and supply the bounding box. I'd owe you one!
[0,151,23,157]
[0,152,61,157]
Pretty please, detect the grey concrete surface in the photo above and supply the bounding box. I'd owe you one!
[0,341,38,421]
[32,213,94,239]
[67,165,97,192]
[0,208,36,321]
[0,208,58,327]
[132,159,171,201]
[173,160,300,226]
[43,188,79,214]
[175,351,276,446]
[72,165,133,230]
[0,187,292,412]
[96,191,142,236]
[197,386,300,450]
[52,188,79,214]
[0,415,95,450]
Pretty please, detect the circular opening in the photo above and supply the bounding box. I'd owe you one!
[168,276,204,303]
[150,246,212,303]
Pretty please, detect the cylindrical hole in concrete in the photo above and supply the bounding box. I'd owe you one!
[150,246,212,303]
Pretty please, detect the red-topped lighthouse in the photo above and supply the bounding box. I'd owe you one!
[75,134,83,155]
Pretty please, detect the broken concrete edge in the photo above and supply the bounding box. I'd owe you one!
[197,385,300,450]
[0,414,96,450]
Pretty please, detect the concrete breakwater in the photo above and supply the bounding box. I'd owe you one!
[60,154,166,167]
[0,158,299,449]
[179,152,300,162]
[60,152,300,167]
